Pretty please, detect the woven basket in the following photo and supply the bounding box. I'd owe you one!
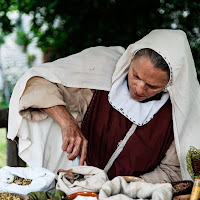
[186,146,200,180]
[172,180,193,197]
[192,157,200,177]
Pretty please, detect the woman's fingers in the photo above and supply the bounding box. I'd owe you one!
[66,136,88,165]
[79,139,88,166]
[67,136,82,160]
[66,137,75,154]
[62,135,70,151]
[61,123,88,164]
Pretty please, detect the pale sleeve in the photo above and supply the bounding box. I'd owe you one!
[140,140,182,183]
[19,76,93,123]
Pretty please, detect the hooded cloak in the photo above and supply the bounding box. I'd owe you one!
[8,29,200,180]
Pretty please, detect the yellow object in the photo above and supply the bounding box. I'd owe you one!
[0,192,21,200]
[190,177,200,200]
[173,194,191,200]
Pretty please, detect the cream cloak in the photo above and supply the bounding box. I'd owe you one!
[8,29,200,180]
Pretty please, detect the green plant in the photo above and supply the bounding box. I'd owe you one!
[27,54,36,67]
[0,31,5,46]
[15,28,32,52]
[0,128,6,168]
[0,85,9,108]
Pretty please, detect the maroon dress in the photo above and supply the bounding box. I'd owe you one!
[81,90,174,179]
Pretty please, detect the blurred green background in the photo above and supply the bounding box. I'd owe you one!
[0,0,200,167]
[0,0,200,104]
[0,128,6,167]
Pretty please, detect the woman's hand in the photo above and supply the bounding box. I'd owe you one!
[42,105,88,166]
[60,115,88,165]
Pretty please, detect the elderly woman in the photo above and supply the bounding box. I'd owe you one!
[8,29,200,183]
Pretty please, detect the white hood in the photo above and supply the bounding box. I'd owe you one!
[7,46,125,174]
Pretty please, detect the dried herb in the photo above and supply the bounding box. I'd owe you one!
[8,176,32,185]
[0,192,21,200]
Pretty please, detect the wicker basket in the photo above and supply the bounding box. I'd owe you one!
[192,157,200,177]
[186,146,200,180]
[172,180,193,197]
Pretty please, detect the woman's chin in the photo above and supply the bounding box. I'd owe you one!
[130,93,146,102]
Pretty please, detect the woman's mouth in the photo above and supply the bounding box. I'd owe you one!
[134,92,143,98]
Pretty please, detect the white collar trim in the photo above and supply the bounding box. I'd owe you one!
[108,72,169,126]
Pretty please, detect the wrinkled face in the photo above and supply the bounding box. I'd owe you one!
[128,55,169,102]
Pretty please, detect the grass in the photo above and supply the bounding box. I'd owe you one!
[0,128,7,168]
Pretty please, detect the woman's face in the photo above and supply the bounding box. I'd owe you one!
[128,55,169,102]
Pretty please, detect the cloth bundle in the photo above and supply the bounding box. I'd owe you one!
[56,166,172,199]
[98,176,172,200]
[56,166,108,195]
[0,166,55,195]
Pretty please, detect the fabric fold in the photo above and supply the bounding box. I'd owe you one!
[98,176,172,200]
[56,166,108,195]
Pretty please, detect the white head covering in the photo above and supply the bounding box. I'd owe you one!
[111,29,200,180]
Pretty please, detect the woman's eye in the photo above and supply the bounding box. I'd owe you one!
[149,85,157,89]
[134,74,139,79]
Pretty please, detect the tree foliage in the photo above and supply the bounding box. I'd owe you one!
[17,0,161,59]
[0,0,16,34]
[0,0,200,76]
[158,0,200,76]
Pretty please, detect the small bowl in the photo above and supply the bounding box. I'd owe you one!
[173,194,191,200]
[172,180,193,197]
[122,176,145,183]
[66,191,98,199]
[173,194,200,200]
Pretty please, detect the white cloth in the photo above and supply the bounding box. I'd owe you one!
[7,46,124,174]
[98,176,172,200]
[7,29,200,180]
[56,166,108,195]
[108,72,169,126]
[0,166,55,195]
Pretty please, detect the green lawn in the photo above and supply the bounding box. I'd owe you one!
[0,128,7,168]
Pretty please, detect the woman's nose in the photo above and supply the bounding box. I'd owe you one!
[136,81,145,95]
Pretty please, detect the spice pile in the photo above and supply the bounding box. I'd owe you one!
[0,192,21,200]
[8,176,32,186]
[172,181,193,196]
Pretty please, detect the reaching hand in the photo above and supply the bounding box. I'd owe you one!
[42,105,88,166]
[61,116,88,166]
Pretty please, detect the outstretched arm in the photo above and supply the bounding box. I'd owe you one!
[42,105,88,166]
